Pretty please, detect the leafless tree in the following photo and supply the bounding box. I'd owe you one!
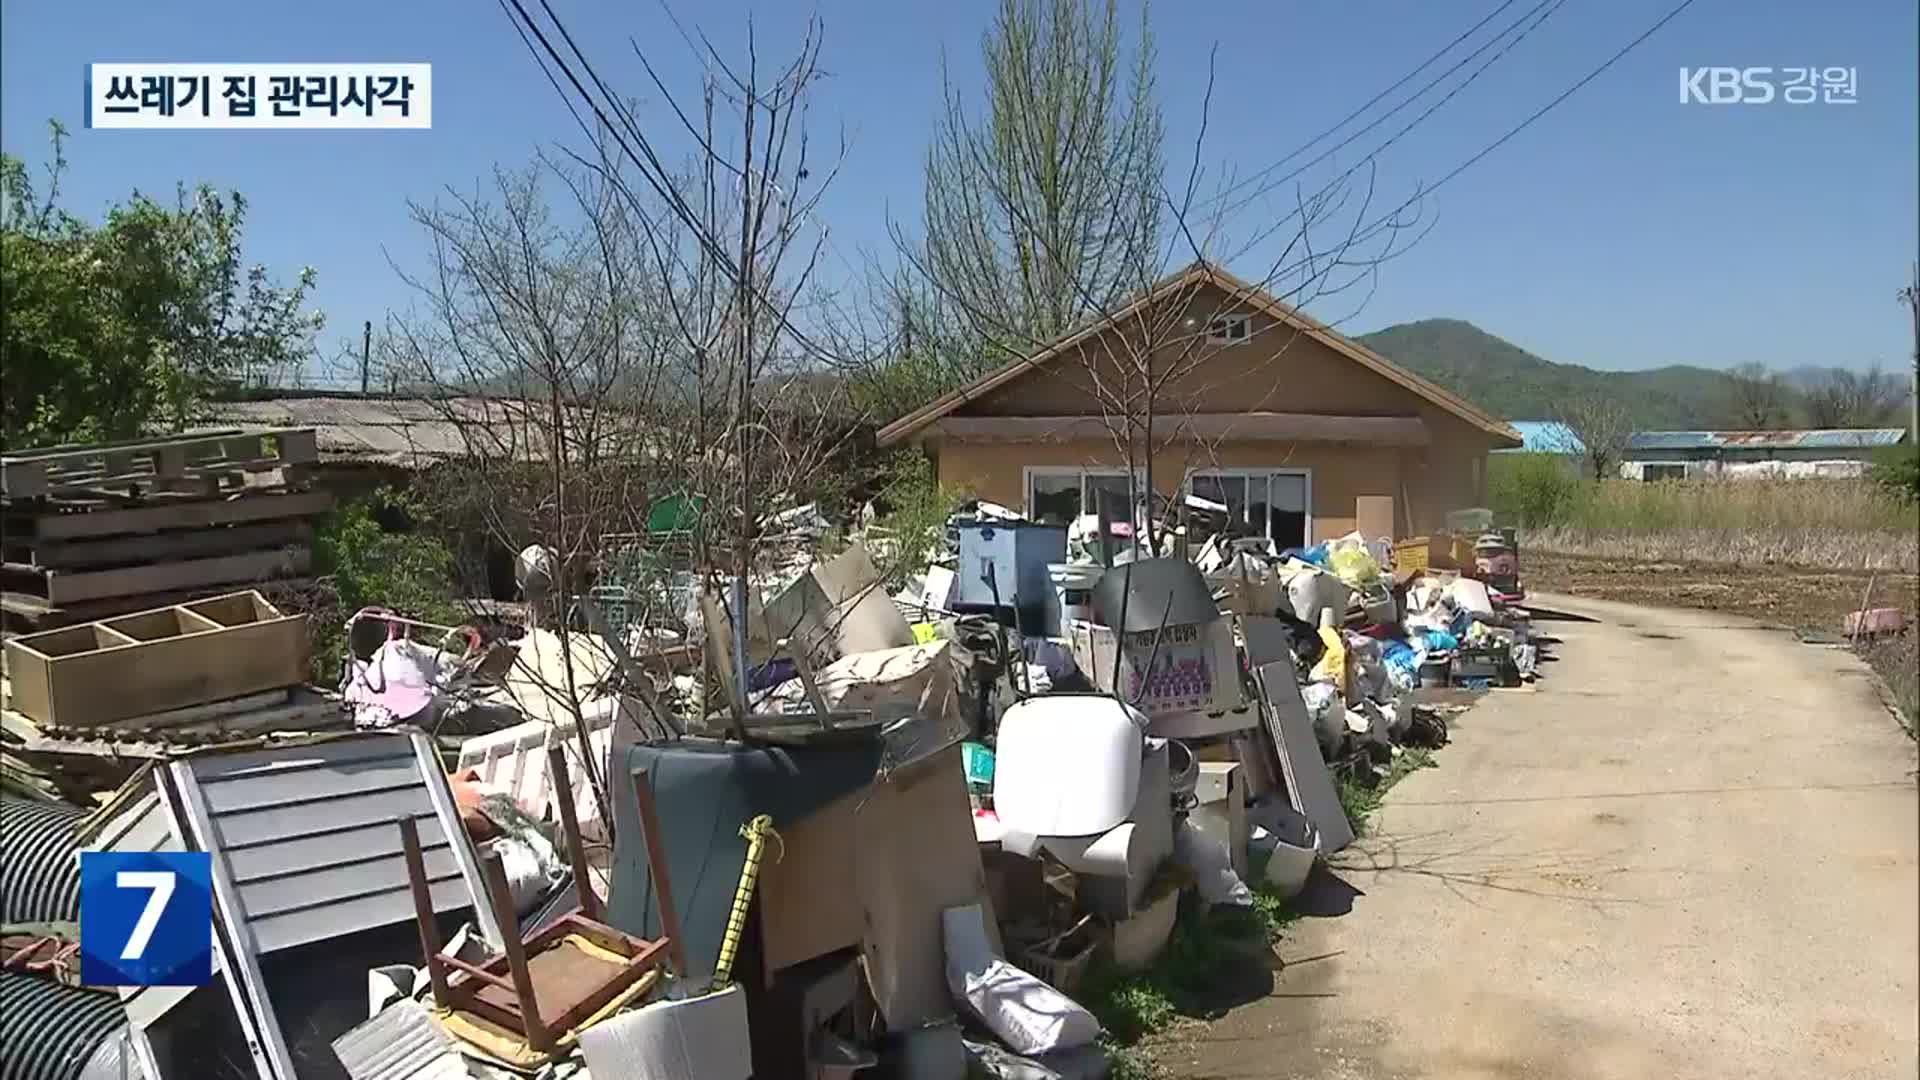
[1803,365,1906,428]
[380,12,864,809]
[1552,389,1637,481]
[1724,361,1790,430]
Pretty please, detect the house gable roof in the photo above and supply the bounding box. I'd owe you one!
[875,261,1522,448]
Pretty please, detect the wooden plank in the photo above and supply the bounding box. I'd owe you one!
[1,430,244,464]
[2,595,308,727]
[9,521,313,571]
[41,548,312,605]
[21,490,334,541]
[2,578,319,631]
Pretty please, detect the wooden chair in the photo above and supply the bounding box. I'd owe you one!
[397,752,686,1051]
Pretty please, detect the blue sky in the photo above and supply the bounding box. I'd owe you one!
[3,0,1915,385]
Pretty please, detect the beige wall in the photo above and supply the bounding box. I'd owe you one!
[935,438,1435,542]
[925,281,1497,538]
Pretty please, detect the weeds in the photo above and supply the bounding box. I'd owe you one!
[309,489,463,683]
[1335,746,1436,839]
[1084,875,1300,1074]
[1487,458,1919,572]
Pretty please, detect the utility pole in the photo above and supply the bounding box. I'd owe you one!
[1907,262,1918,440]
[360,320,372,395]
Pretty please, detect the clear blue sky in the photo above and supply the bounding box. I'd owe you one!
[4,0,1915,386]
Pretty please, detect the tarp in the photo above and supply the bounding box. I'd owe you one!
[605,740,882,980]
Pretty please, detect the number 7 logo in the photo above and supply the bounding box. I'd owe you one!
[116,870,177,960]
[81,852,212,987]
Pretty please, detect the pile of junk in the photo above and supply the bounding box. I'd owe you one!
[0,497,1544,1080]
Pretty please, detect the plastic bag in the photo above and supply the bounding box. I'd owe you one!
[1309,620,1347,687]
[1381,640,1419,694]
[1327,544,1383,589]
[1173,817,1253,909]
[944,905,1099,1055]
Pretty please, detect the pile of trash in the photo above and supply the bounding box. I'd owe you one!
[0,497,1547,1080]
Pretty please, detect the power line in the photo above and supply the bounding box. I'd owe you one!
[1219,0,1566,224]
[496,0,850,365]
[1203,0,1526,210]
[1344,0,1702,248]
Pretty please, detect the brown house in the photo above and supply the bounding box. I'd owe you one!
[877,262,1521,546]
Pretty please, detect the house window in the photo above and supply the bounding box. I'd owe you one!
[1643,463,1686,482]
[1206,314,1251,344]
[1184,470,1310,551]
[1025,468,1143,526]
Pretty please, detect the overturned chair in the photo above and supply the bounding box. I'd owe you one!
[395,746,686,1052]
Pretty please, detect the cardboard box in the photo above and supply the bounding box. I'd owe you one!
[1068,618,1244,718]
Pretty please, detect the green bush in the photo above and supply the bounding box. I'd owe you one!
[1486,453,1585,527]
[868,450,966,582]
[1870,444,1920,506]
[310,488,463,682]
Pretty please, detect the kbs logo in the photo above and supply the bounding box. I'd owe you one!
[80,851,213,987]
[1680,67,1858,105]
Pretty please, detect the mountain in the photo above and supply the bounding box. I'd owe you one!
[1355,319,1738,429]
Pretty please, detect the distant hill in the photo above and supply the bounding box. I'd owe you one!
[1355,318,1739,429]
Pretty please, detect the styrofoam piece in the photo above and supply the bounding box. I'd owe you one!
[1039,822,1143,879]
[993,696,1147,837]
[1109,886,1179,972]
[1447,578,1495,618]
[576,984,752,1080]
[1192,761,1248,880]
[330,999,470,1080]
[1284,569,1352,627]
[1255,661,1355,853]
[942,904,1099,1056]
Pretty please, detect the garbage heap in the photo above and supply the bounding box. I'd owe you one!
[1,498,1543,1080]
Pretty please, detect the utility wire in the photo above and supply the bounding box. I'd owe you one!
[1203,0,1525,210]
[1347,0,1702,247]
[1220,0,1566,224]
[497,0,849,365]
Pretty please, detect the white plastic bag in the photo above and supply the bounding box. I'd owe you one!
[1173,817,1252,908]
[943,904,1099,1055]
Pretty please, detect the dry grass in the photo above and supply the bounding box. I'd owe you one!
[1524,525,1918,573]
[1513,478,1918,572]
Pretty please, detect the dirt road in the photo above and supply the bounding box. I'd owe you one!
[1167,593,1919,1080]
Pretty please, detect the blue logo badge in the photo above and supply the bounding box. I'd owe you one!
[80,851,213,987]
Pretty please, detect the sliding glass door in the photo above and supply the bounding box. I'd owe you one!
[1185,469,1310,550]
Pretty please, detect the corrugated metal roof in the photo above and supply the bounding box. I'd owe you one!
[0,972,126,1080]
[2,798,82,925]
[194,396,666,467]
[195,397,508,466]
[1627,428,1909,451]
[183,734,486,954]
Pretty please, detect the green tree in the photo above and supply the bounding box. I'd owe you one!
[913,0,1164,357]
[0,122,321,448]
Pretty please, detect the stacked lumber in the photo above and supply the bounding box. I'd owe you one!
[1,429,331,628]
